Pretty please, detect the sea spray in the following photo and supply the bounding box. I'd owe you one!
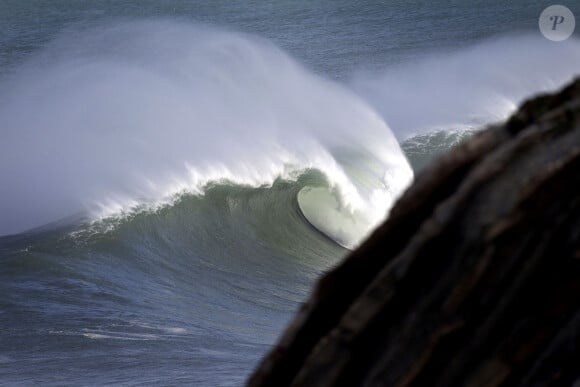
[353,35,580,139]
[0,20,413,246]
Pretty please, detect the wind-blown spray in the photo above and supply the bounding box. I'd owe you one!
[0,21,412,246]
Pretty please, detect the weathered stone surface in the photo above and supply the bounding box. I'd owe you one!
[248,78,580,387]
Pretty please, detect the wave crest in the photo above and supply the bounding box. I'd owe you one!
[0,20,413,246]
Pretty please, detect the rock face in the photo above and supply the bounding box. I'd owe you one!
[248,78,580,387]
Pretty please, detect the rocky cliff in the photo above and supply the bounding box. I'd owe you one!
[248,78,580,387]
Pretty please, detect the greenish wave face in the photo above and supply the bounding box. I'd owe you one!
[0,173,347,385]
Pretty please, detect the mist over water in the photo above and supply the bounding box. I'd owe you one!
[0,21,411,238]
[353,35,580,139]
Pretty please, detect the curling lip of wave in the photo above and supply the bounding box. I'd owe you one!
[0,20,413,247]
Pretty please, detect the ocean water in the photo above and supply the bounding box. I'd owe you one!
[1,1,579,385]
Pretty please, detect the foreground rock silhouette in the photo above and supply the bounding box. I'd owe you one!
[248,78,580,387]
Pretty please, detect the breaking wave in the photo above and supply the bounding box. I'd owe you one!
[0,20,413,247]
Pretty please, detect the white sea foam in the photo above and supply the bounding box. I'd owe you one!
[164,327,187,334]
[83,332,159,341]
[0,20,412,246]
